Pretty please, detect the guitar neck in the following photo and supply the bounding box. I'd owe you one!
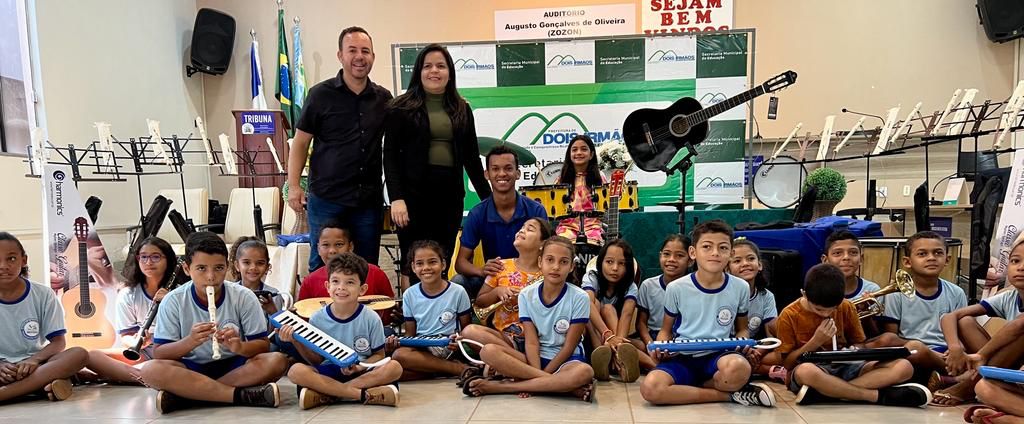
[607,197,620,239]
[78,241,90,304]
[687,86,766,126]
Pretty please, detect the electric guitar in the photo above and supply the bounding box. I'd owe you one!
[623,70,798,172]
[61,217,115,349]
[588,170,641,282]
[604,170,626,240]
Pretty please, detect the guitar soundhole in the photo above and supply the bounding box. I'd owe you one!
[76,302,96,319]
[669,115,690,137]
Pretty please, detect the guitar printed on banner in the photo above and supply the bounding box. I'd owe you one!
[623,70,798,172]
[61,217,115,349]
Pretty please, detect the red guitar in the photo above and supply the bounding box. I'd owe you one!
[61,217,115,349]
[605,170,626,240]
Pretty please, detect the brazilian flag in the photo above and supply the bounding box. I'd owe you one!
[275,7,293,136]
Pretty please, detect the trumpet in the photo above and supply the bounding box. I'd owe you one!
[473,275,543,322]
[852,269,915,319]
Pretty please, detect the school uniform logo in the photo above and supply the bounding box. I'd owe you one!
[717,307,734,326]
[439,309,457,326]
[353,336,371,354]
[21,319,39,340]
[554,316,571,334]
[221,320,241,334]
[748,316,762,333]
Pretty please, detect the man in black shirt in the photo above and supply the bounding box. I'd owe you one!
[287,26,392,271]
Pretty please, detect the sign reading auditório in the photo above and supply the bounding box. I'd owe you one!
[642,0,734,34]
[495,4,635,41]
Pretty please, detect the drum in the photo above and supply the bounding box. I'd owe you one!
[534,162,564,185]
[520,184,570,217]
[860,237,963,285]
[752,156,808,208]
[382,205,397,233]
[595,181,639,212]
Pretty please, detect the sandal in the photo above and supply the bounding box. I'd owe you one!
[456,366,482,388]
[45,379,73,401]
[930,389,972,407]
[572,379,595,403]
[591,346,613,382]
[616,343,640,383]
[462,375,485,397]
[964,405,1006,424]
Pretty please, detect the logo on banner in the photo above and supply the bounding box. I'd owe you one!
[53,170,65,181]
[546,55,594,68]
[646,50,696,63]
[454,58,496,71]
[696,176,742,190]
[699,92,728,105]
[502,112,622,146]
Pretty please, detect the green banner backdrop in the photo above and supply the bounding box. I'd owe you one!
[392,31,753,211]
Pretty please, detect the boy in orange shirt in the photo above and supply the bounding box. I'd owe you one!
[776,263,930,407]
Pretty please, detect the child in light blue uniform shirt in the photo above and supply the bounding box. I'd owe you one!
[390,241,475,381]
[141,232,289,414]
[867,232,968,373]
[282,252,403,409]
[641,220,775,407]
[309,303,386,362]
[462,237,596,402]
[630,235,690,374]
[979,289,1023,321]
[154,281,270,364]
[878,278,966,349]
[401,281,471,337]
[518,280,590,362]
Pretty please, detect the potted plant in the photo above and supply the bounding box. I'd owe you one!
[802,167,847,219]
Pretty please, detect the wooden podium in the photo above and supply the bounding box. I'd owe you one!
[231,109,290,189]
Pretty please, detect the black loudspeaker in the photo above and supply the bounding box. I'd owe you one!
[760,249,803,312]
[187,8,236,77]
[977,0,1024,43]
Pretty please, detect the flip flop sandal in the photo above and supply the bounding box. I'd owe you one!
[45,379,73,401]
[456,366,482,388]
[930,389,970,407]
[591,346,613,382]
[462,375,485,397]
[964,406,1001,423]
[616,343,641,383]
[575,379,595,403]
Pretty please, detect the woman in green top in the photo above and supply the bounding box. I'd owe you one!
[383,44,491,283]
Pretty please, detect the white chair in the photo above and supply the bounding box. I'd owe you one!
[222,187,281,243]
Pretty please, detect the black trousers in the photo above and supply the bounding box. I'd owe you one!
[397,165,464,277]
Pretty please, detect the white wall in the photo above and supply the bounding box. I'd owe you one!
[3,0,208,276]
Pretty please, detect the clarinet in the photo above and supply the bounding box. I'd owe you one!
[123,258,183,361]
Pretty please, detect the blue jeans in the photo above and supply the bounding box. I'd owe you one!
[451,274,485,300]
[307,193,382,272]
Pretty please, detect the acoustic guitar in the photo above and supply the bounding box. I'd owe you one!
[61,217,115,349]
[623,70,798,172]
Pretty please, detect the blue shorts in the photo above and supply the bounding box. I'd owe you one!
[788,361,866,393]
[930,345,948,353]
[540,355,586,372]
[653,352,739,386]
[180,356,248,380]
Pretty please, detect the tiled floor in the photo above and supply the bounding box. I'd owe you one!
[0,376,974,423]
